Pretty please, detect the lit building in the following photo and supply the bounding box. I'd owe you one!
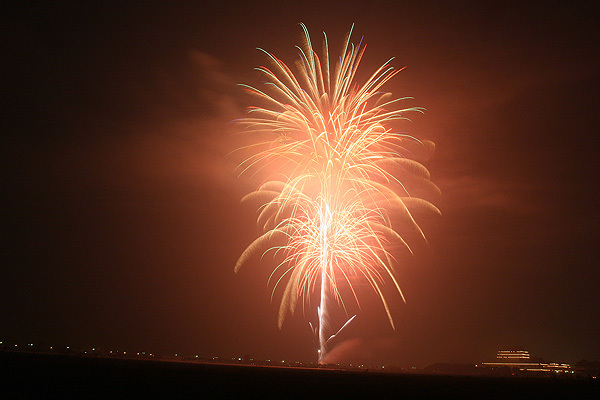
[481,349,572,374]
[496,350,531,360]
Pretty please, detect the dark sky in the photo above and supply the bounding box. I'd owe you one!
[2,1,599,366]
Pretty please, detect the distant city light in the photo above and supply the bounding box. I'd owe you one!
[5,340,593,379]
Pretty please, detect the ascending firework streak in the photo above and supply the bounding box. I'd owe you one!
[234,24,440,362]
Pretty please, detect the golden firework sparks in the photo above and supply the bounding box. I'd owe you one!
[234,24,440,362]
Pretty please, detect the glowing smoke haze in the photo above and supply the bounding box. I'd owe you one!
[234,24,439,363]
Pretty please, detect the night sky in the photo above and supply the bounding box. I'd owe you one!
[2,1,599,366]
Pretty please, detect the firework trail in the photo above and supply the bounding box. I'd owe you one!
[234,24,440,362]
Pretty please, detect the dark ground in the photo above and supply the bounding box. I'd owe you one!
[1,352,598,399]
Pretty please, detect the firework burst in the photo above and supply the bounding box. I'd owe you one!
[234,24,440,362]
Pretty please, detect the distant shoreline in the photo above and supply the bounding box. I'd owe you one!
[1,352,598,399]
